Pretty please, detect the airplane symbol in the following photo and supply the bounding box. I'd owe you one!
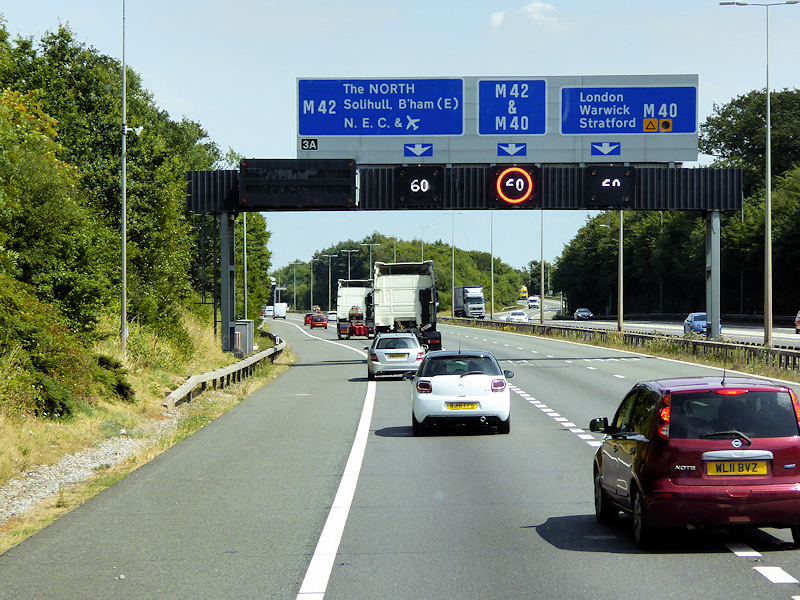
[406,116,420,131]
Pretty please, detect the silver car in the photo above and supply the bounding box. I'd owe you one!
[366,332,425,380]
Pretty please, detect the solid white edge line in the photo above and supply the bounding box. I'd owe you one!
[297,380,376,599]
[278,320,373,600]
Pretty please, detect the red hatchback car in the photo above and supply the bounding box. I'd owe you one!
[309,314,327,329]
[590,376,800,549]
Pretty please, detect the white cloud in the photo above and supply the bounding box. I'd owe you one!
[489,11,506,28]
[491,1,571,34]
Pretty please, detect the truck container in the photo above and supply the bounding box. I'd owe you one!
[335,279,374,339]
[372,261,441,351]
[453,285,486,319]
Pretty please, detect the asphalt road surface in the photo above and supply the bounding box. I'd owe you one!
[3,316,800,599]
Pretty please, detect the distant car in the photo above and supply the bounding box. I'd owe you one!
[304,313,313,325]
[590,376,800,549]
[795,310,800,334]
[263,306,274,318]
[365,332,425,380]
[683,312,707,335]
[309,314,327,329]
[404,350,514,436]
[574,308,593,320]
[528,296,540,309]
[507,310,528,323]
[326,310,338,323]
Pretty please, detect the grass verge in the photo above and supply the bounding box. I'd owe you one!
[0,313,294,555]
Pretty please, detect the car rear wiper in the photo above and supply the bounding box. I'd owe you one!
[700,430,752,446]
[460,371,485,378]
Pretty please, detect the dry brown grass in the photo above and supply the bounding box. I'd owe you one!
[0,312,294,554]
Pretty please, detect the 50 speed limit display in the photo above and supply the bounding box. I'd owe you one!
[394,166,444,208]
[489,165,540,207]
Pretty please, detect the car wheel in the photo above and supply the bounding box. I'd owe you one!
[632,488,655,550]
[496,416,510,434]
[412,412,424,437]
[594,468,618,524]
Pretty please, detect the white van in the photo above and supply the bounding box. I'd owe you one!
[527,296,540,309]
[273,302,287,319]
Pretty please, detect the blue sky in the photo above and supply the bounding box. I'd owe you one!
[3,1,799,271]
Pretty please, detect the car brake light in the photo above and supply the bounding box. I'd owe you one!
[369,352,379,363]
[791,390,800,424]
[416,380,432,394]
[416,352,425,361]
[715,388,747,396]
[491,379,506,392]
[658,393,671,440]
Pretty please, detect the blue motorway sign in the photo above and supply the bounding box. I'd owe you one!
[561,86,697,135]
[478,79,546,135]
[298,78,463,136]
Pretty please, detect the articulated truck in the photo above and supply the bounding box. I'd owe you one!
[335,279,374,339]
[371,261,441,351]
[453,285,486,319]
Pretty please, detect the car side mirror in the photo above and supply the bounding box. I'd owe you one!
[589,417,609,433]
[363,346,369,351]
[402,371,415,381]
[503,370,514,379]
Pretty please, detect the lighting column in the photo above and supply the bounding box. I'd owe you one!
[413,226,434,261]
[341,249,358,279]
[320,254,338,312]
[720,0,799,346]
[290,261,302,309]
[361,243,379,274]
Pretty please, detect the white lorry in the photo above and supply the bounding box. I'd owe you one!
[453,285,486,319]
[371,261,441,351]
[335,279,374,339]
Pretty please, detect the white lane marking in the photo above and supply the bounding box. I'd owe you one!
[587,367,597,370]
[614,375,626,379]
[725,542,761,557]
[510,382,600,446]
[288,324,373,600]
[754,567,798,584]
[297,381,375,599]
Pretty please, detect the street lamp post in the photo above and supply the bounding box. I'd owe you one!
[413,226,434,261]
[320,254,338,312]
[341,249,358,279]
[450,212,463,318]
[361,243,379,274]
[310,257,319,310]
[720,0,798,346]
[290,261,302,309]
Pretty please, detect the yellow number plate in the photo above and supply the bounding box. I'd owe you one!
[447,402,478,410]
[707,461,768,476]
[386,353,406,359]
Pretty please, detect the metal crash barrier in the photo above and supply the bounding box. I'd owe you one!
[162,331,286,411]
[438,317,800,374]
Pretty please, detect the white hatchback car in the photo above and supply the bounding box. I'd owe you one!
[405,350,513,436]
[507,310,528,323]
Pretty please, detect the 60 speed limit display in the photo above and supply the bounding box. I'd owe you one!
[489,165,540,206]
[394,166,444,207]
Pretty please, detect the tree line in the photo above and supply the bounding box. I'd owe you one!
[553,89,800,317]
[0,19,271,418]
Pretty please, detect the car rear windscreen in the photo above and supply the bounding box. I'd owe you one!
[671,391,799,439]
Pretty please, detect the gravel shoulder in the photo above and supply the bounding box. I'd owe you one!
[0,412,179,526]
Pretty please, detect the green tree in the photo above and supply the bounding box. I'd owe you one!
[700,88,800,198]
